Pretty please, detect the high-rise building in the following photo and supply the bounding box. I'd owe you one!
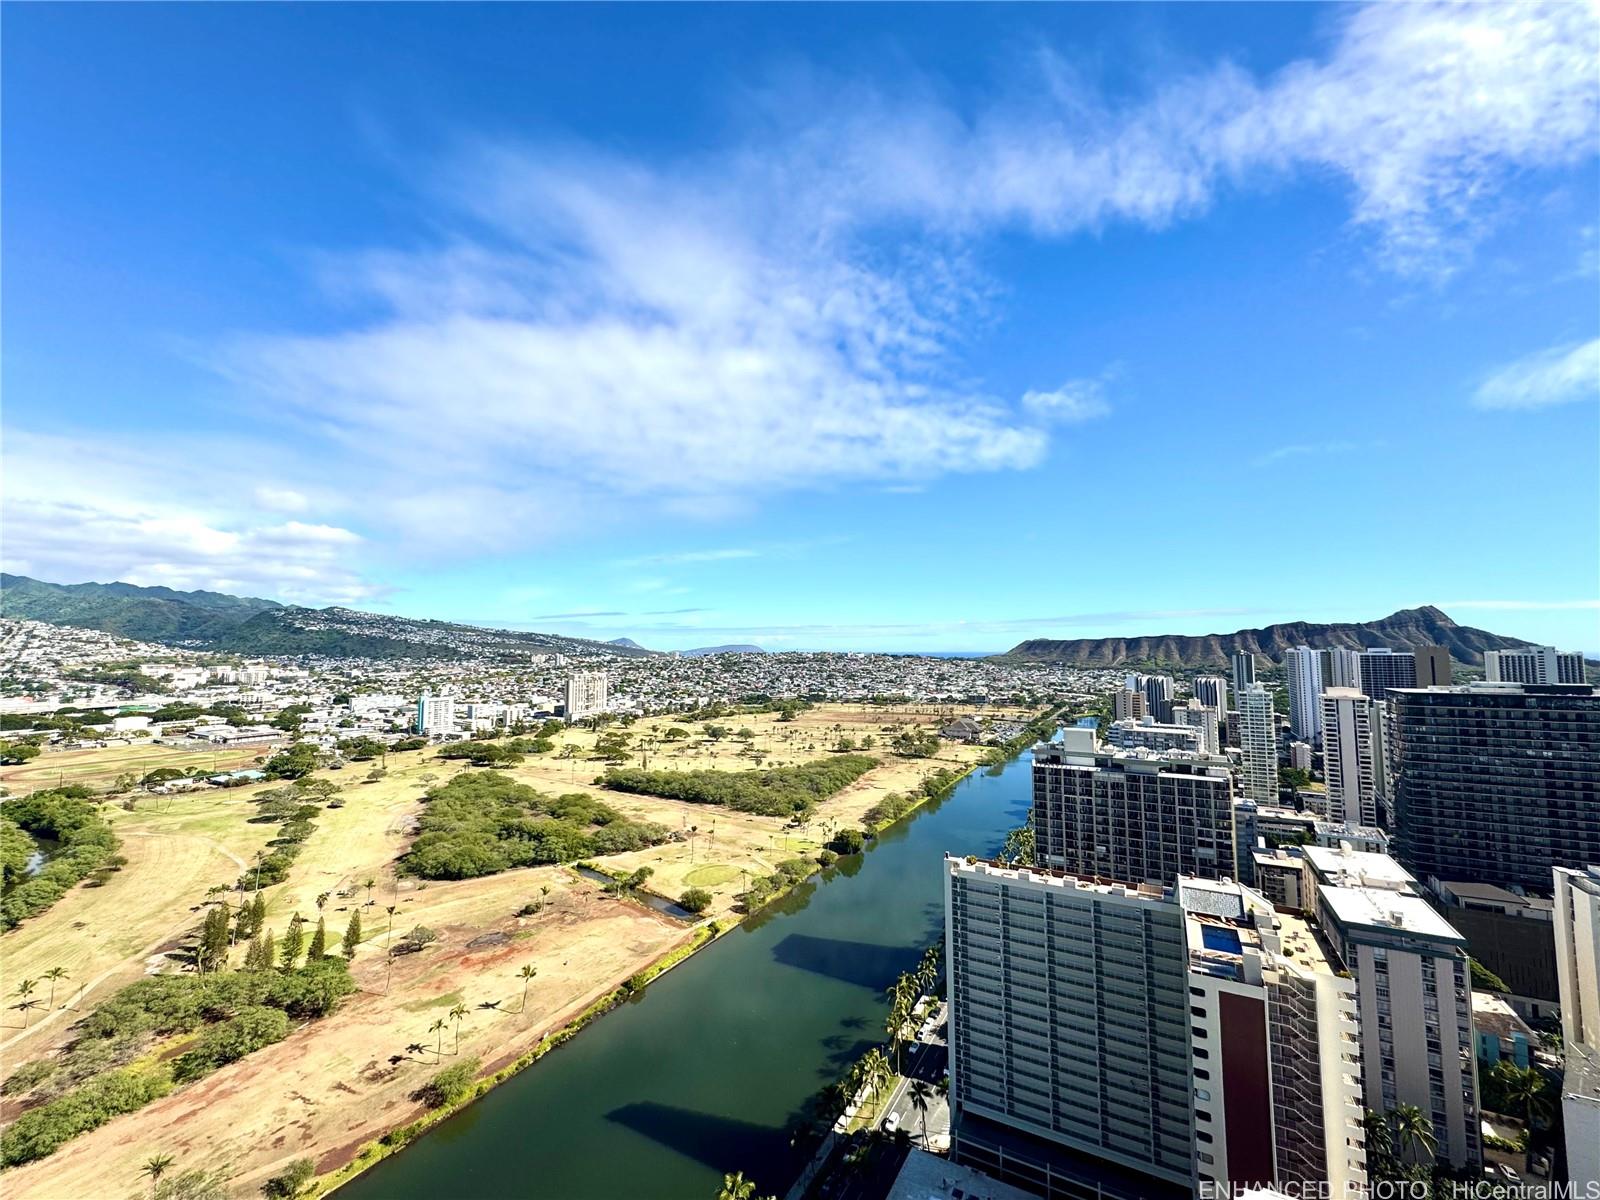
[1389,684,1600,890]
[1319,647,1362,690]
[1238,684,1278,805]
[1178,877,1367,1195]
[414,692,456,735]
[1032,732,1236,884]
[1192,675,1229,718]
[1113,687,1148,722]
[563,671,609,721]
[1284,647,1324,743]
[1172,698,1221,754]
[1553,865,1600,1187]
[1357,648,1417,701]
[1288,741,1312,772]
[1484,646,1587,686]
[1305,846,1481,1170]
[1104,717,1203,754]
[1414,645,1451,688]
[945,858,1195,1194]
[1130,673,1175,723]
[1231,651,1257,707]
[945,859,1367,1196]
[1321,688,1381,828]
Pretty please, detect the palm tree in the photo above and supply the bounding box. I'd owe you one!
[429,1018,446,1061]
[15,978,36,1004]
[140,1152,176,1199]
[405,1042,427,1060]
[908,1079,934,1147]
[15,999,42,1027]
[1497,1063,1550,1130]
[363,877,377,907]
[41,966,67,1009]
[718,1172,756,1200]
[449,1003,468,1054]
[517,964,538,1013]
[1389,1103,1437,1165]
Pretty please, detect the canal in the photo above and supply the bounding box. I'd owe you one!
[338,745,1037,1200]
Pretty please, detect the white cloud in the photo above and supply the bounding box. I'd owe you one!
[11,1,1594,597]
[1,432,381,604]
[1022,378,1113,424]
[1473,337,1600,410]
[253,485,311,513]
[613,548,760,568]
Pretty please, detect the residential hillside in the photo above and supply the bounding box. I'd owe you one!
[997,606,1534,668]
[0,575,653,661]
[682,644,765,657]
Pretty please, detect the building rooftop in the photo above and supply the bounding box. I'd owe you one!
[1303,844,1416,890]
[1317,884,1465,943]
[1439,880,1554,912]
[947,856,1170,902]
[886,1148,1039,1200]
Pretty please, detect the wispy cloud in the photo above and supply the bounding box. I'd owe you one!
[1021,375,1114,424]
[9,2,1594,598]
[1473,337,1600,410]
[612,548,760,568]
[1251,440,1363,468]
[1436,599,1600,611]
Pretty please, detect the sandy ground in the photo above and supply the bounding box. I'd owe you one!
[0,704,1014,1198]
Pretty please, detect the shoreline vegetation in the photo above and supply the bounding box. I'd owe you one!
[315,705,1064,1199]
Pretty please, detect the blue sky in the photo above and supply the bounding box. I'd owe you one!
[4,3,1598,652]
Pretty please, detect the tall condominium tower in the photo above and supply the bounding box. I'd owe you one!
[945,859,1367,1196]
[1130,673,1175,723]
[1192,675,1229,718]
[1321,687,1381,827]
[1172,698,1221,754]
[1032,733,1236,884]
[414,692,456,735]
[1113,687,1147,721]
[1389,684,1600,890]
[1414,644,1452,688]
[563,670,609,721]
[1485,646,1587,686]
[1319,647,1362,690]
[1357,648,1417,700]
[1238,684,1278,804]
[1306,847,1480,1170]
[1553,865,1600,1187]
[1284,646,1324,743]
[1231,651,1257,710]
[945,859,1195,1195]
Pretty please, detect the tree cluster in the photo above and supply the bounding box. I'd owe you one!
[601,754,878,818]
[0,790,122,930]
[400,771,668,880]
[0,960,354,1166]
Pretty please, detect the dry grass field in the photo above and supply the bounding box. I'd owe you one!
[0,742,267,793]
[0,703,1020,1198]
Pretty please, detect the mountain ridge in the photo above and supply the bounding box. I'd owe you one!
[0,575,653,661]
[996,606,1533,668]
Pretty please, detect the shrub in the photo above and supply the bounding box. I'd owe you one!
[416,1057,481,1108]
[261,1158,315,1199]
[777,857,814,881]
[862,792,912,827]
[816,849,839,867]
[173,1006,291,1082]
[1,1068,172,1166]
[679,887,713,914]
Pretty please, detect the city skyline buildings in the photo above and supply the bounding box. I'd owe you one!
[3,4,1596,654]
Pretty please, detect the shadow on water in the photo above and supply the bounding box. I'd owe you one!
[770,933,917,991]
[607,1102,790,1173]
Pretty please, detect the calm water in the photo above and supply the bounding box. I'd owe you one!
[338,749,1036,1200]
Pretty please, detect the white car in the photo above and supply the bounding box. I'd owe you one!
[883,1112,900,1134]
